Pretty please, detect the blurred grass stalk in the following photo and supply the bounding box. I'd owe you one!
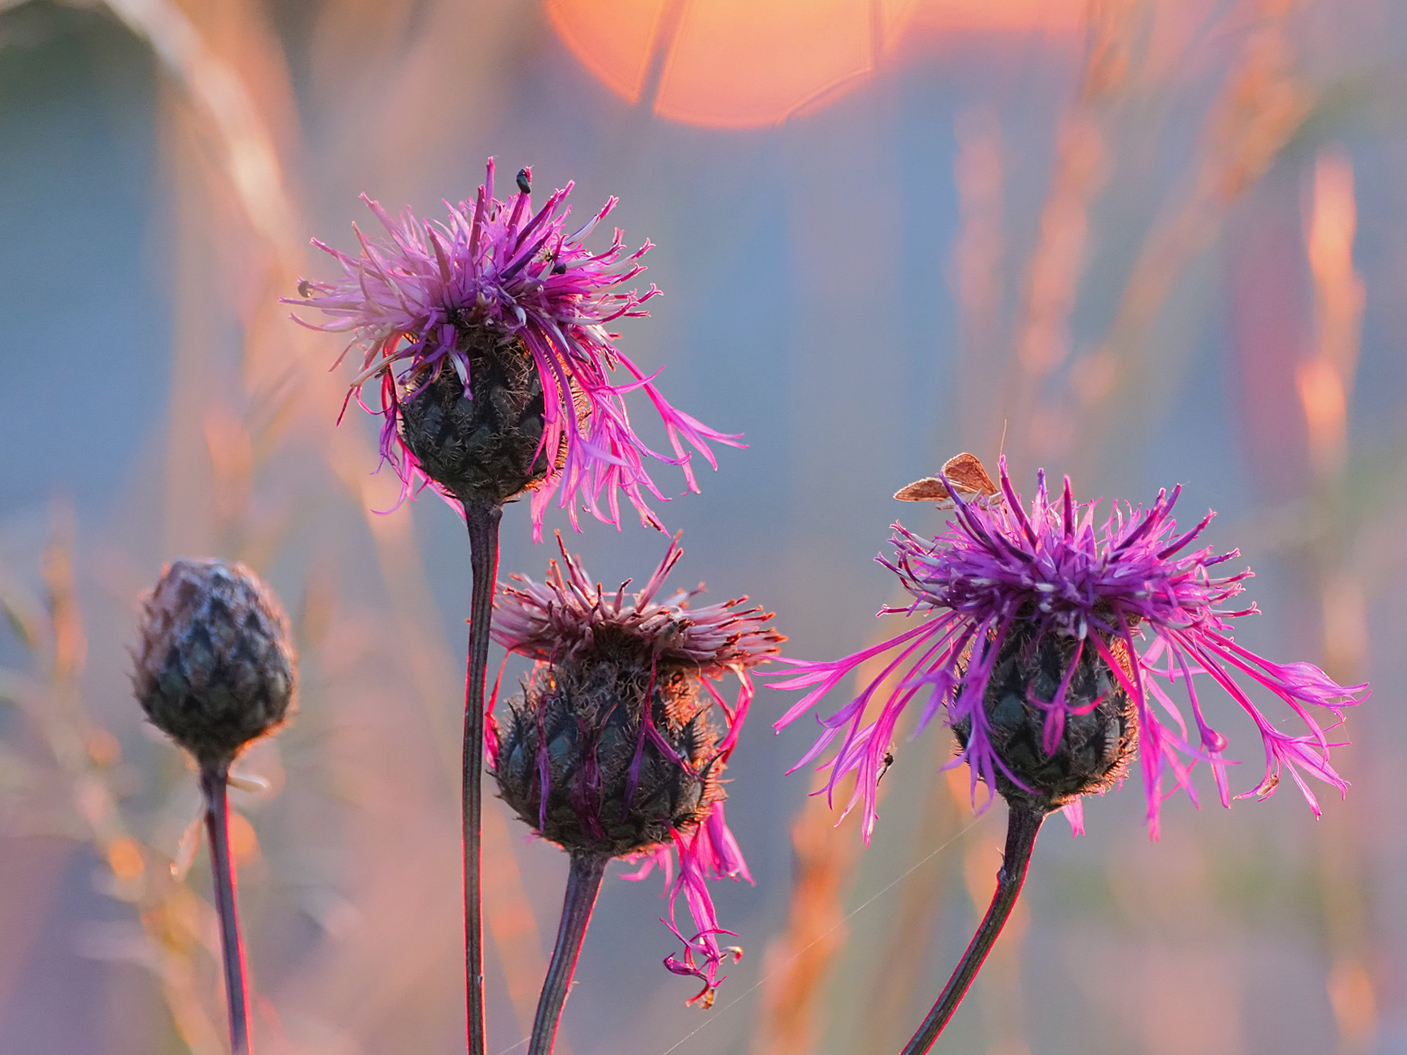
[1300,147,1374,1055]
[135,0,558,1041]
[128,0,551,1028]
[1225,134,1377,1054]
[748,649,885,1055]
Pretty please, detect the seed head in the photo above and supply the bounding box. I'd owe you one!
[491,536,782,1003]
[134,559,296,768]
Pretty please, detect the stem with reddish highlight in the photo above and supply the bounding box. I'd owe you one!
[200,763,252,1055]
[899,803,1045,1055]
[463,498,503,1055]
[529,853,608,1055]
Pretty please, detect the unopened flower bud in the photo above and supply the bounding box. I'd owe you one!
[134,559,296,767]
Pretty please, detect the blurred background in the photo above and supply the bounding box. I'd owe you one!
[1,0,1404,1052]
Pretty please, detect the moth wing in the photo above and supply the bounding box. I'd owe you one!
[940,452,998,496]
[894,477,951,502]
[894,453,998,506]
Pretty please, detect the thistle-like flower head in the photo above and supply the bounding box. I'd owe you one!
[775,456,1367,842]
[292,159,739,537]
[491,537,782,1004]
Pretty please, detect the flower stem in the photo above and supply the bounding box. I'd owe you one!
[461,500,500,1055]
[199,763,251,1055]
[529,852,608,1055]
[899,803,1045,1055]
[463,498,503,1055]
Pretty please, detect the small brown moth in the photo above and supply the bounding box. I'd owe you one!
[894,452,999,507]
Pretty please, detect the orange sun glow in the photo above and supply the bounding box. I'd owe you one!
[547,0,1085,128]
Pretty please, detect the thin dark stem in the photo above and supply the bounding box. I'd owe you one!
[200,763,251,1055]
[899,803,1046,1055]
[529,853,608,1055]
[462,498,502,1055]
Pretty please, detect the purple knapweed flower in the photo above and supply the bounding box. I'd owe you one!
[490,537,782,1005]
[774,455,1367,843]
[292,159,738,538]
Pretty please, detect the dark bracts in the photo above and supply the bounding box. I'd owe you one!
[399,335,551,505]
[134,559,295,768]
[495,652,723,859]
[954,620,1136,813]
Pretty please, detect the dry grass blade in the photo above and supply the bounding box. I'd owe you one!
[748,784,860,1055]
[750,637,933,1055]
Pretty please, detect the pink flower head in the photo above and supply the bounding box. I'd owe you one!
[492,536,782,1003]
[292,159,740,539]
[774,457,1367,843]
